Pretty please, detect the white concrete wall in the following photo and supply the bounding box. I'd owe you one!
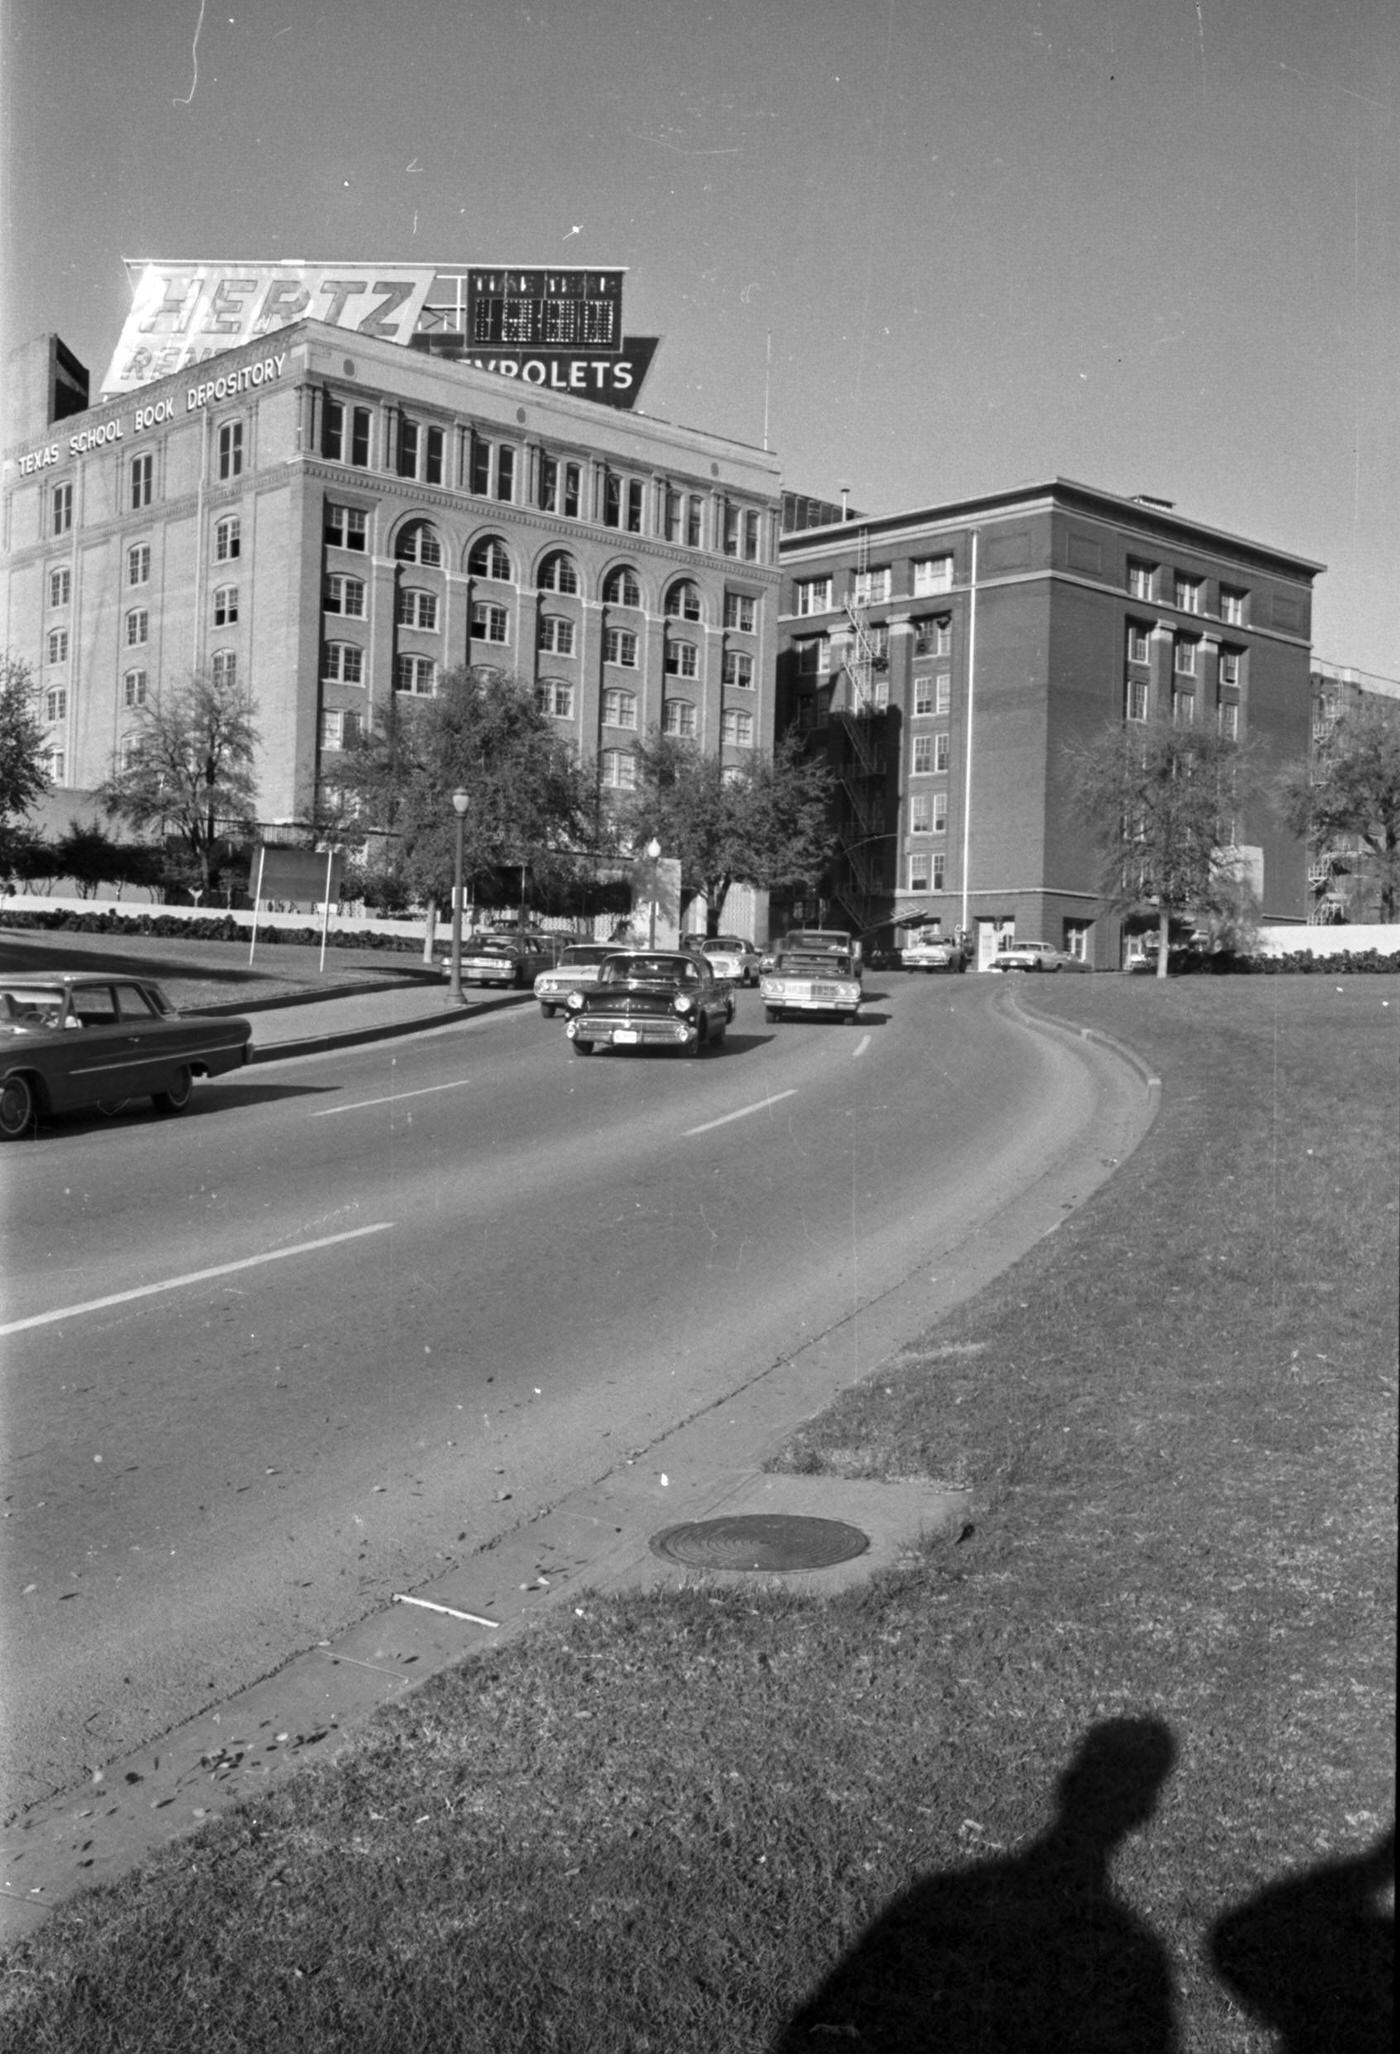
[1255,923,1400,957]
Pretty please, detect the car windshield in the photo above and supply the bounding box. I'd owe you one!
[600,954,697,985]
[779,952,851,974]
[559,946,614,966]
[0,984,68,1026]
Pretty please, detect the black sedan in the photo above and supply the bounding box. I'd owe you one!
[0,973,253,1139]
[564,950,734,1057]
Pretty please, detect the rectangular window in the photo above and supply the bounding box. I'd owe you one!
[603,474,644,532]
[1127,558,1156,601]
[724,592,757,633]
[1127,678,1148,721]
[934,731,950,772]
[1218,648,1241,687]
[319,709,363,751]
[218,422,243,481]
[350,407,371,468]
[602,687,638,729]
[722,650,754,689]
[49,567,72,607]
[325,505,367,552]
[912,734,933,774]
[213,585,239,626]
[394,654,437,695]
[794,576,832,616]
[723,504,761,561]
[211,649,237,686]
[794,636,830,676]
[910,793,933,833]
[1218,700,1239,738]
[1126,623,1151,665]
[604,627,638,668]
[397,418,418,478]
[663,699,697,738]
[912,555,954,595]
[932,851,946,890]
[1174,635,1198,676]
[601,749,637,790]
[935,674,951,714]
[52,482,72,534]
[471,602,509,644]
[852,566,891,605]
[1220,586,1247,626]
[325,574,366,618]
[126,544,150,588]
[424,425,445,487]
[743,509,761,562]
[538,615,575,656]
[665,641,699,679]
[1174,574,1202,613]
[913,617,952,658]
[495,445,515,502]
[721,708,753,746]
[46,629,68,665]
[125,609,148,647]
[124,670,147,708]
[539,457,582,518]
[45,686,67,721]
[469,435,492,496]
[908,853,930,893]
[664,490,683,543]
[932,791,948,834]
[130,454,153,509]
[686,495,703,549]
[913,675,935,716]
[397,590,439,631]
[323,643,365,685]
[322,396,345,462]
[46,749,66,782]
[1172,688,1195,725]
[536,679,575,718]
[215,515,241,561]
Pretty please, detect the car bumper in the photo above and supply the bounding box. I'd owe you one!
[566,1015,696,1047]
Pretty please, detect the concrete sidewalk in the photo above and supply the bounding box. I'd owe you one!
[242,979,529,1062]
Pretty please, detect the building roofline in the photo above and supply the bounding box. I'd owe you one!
[779,475,1326,578]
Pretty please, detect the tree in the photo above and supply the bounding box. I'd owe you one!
[622,730,835,932]
[99,671,259,897]
[0,653,50,875]
[1277,699,1400,923]
[1066,714,1256,978]
[338,667,594,910]
[54,817,124,898]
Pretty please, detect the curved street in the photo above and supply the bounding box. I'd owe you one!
[3,971,1145,1815]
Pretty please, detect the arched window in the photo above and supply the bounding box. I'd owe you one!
[536,678,575,719]
[601,749,637,790]
[665,579,702,622]
[602,687,638,730]
[663,699,697,739]
[469,536,512,581]
[395,520,442,567]
[538,551,580,595]
[664,640,699,680]
[603,566,642,608]
[211,649,237,687]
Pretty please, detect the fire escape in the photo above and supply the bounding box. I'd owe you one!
[829,531,890,938]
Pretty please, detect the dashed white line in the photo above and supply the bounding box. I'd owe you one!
[1,1224,395,1337]
[310,1078,474,1117]
[684,1089,797,1137]
[853,1033,872,1057]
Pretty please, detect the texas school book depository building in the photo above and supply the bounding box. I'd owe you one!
[2,261,781,911]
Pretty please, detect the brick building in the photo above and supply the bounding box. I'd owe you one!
[3,321,781,921]
[776,480,1321,968]
[1306,661,1400,923]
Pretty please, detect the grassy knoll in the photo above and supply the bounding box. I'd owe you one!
[1,979,1393,2053]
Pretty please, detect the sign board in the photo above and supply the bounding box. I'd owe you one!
[253,845,343,904]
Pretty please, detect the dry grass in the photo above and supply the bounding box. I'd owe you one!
[1,977,1393,2053]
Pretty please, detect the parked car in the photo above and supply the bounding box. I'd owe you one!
[682,933,763,985]
[760,944,863,1022]
[901,933,967,973]
[534,942,618,1018]
[0,973,253,1139]
[442,929,563,988]
[990,940,1068,973]
[565,950,734,1057]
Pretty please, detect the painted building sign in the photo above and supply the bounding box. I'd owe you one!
[14,352,289,475]
[101,260,652,408]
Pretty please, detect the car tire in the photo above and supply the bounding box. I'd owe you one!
[764,1008,779,1024]
[571,1038,595,1056]
[0,1071,37,1141]
[151,1065,194,1115]
[540,1003,557,1019]
[710,1017,726,1049]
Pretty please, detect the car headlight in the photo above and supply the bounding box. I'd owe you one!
[566,990,586,1011]
[672,994,693,1014]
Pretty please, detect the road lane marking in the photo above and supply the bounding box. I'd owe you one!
[310,1078,474,1117]
[684,1089,797,1137]
[853,1033,872,1057]
[1,1223,395,1337]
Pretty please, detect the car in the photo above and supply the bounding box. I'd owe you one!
[990,940,1074,973]
[901,933,967,973]
[564,950,734,1056]
[682,933,763,985]
[441,928,564,988]
[0,973,253,1139]
[534,942,619,1018]
[760,944,863,1023]
[760,928,863,979]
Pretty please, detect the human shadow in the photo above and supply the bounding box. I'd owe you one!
[1210,1824,1393,2053]
[771,1716,1179,2054]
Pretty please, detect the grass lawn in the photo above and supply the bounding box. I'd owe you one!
[1,978,1393,2052]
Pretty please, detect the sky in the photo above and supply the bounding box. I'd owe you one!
[3,0,1397,674]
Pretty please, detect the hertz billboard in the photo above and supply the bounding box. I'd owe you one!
[101,261,658,409]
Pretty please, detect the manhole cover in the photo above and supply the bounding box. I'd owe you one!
[650,1513,870,1572]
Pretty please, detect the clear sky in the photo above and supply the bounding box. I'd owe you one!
[3,0,1396,673]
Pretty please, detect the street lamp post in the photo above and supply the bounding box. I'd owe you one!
[645,838,662,948]
[448,787,470,1005]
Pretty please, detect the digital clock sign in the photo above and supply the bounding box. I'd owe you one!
[465,269,625,354]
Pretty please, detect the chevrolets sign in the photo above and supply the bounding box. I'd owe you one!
[102,262,443,395]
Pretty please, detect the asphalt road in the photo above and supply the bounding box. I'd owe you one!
[3,974,1101,1815]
